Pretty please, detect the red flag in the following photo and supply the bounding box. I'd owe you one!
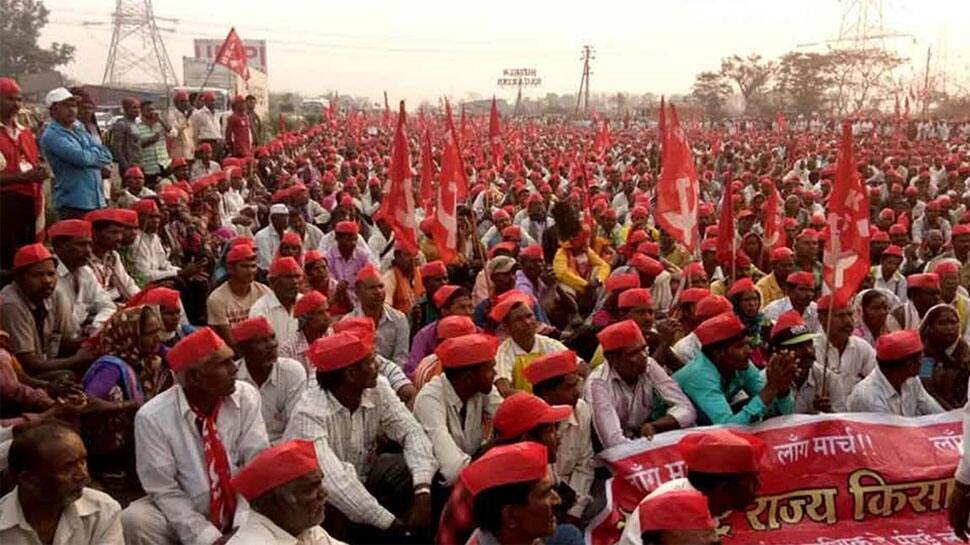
[488,96,503,169]
[443,100,468,200]
[214,28,249,80]
[384,101,419,254]
[654,103,699,252]
[763,185,787,251]
[716,179,735,265]
[594,119,611,157]
[430,100,467,262]
[420,128,435,206]
[823,122,871,306]
[776,111,787,133]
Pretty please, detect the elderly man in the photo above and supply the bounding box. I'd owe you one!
[208,243,271,342]
[47,219,117,336]
[492,290,568,395]
[332,316,416,407]
[383,242,423,315]
[814,295,878,407]
[255,204,289,271]
[623,492,718,545]
[232,316,307,444]
[39,87,112,219]
[586,320,696,448]
[0,420,124,544]
[283,331,437,543]
[891,273,943,330]
[121,328,269,545]
[762,271,821,332]
[413,334,502,486]
[227,440,344,545]
[769,311,841,414]
[250,256,303,348]
[280,290,332,375]
[350,266,409,368]
[848,330,944,416]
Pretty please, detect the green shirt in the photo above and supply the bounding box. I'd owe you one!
[673,351,793,425]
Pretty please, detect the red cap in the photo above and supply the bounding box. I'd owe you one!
[678,287,710,304]
[769,247,794,262]
[335,221,359,235]
[889,224,908,236]
[492,209,510,221]
[494,392,572,440]
[700,238,718,252]
[639,241,660,258]
[460,442,549,497]
[308,332,373,372]
[293,290,328,318]
[435,333,498,368]
[355,265,382,284]
[605,272,640,293]
[677,429,765,473]
[232,316,274,343]
[816,294,849,312]
[436,316,477,339]
[130,286,180,310]
[682,262,707,280]
[160,187,189,205]
[133,199,159,216]
[13,243,53,270]
[432,285,462,309]
[797,229,818,241]
[332,316,376,345]
[523,350,578,385]
[933,260,960,275]
[520,245,543,260]
[123,166,144,179]
[489,241,517,258]
[770,310,807,340]
[85,208,124,225]
[597,319,645,352]
[695,314,746,346]
[501,225,523,241]
[881,245,903,259]
[230,440,318,501]
[871,230,889,243]
[630,254,664,277]
[953,224,970,237]
[170,157,188,168]
[420,260,448,279]
[281,231,303,247]
[269,256,302,278]
[618,288,653,309]
[637,490,717,532]
[726,277,756,298]
[304,250,325,266]
[47,219,92,239]
[907,273,940,290]
[875,330,923,361]
[227,244,256,264]
[488,290,532,322]
[0,77,22,97]
[786,271,814,287]
[695,295,732,320]
[167,327,234,373]
[630,206,648,220]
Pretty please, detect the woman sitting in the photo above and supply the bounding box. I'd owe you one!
[726,278,771,368]
[919,303,970,410]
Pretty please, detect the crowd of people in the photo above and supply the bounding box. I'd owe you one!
[2,73,970,544]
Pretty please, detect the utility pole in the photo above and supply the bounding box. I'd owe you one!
[102,0,179,89]
[575,45,594,116]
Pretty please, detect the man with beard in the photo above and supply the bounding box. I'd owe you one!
[762,271,821,333]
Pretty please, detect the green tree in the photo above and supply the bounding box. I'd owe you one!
[719,53,775,115]
[691,71,731,118]
[0,0,75,77]
[774,52,835,115]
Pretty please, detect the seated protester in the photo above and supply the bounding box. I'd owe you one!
[0,420,124,544]
[0,334,80,427]
[460,442,561,545]
[407,285,476,377]
[890,273,943,330]
[282,331,437,543]
[208,243,271,343]
[121,328,269,545]
[920,304,970,409]
[133,286,194,348]
[872,244,908,302]
[586,320,695,448]
[591,271,640,328]
[226,440,345,545]
[762,271,821,332]
[278,231,304,262]
[254,204,289,271]
[0,244,94,376]
[670,295,733,366]
[673,314,796,425]
[116,166,156,208]
[725,278,771,367]
[327,220,377,309]
[286,206,324,254]
[413,334,502,486]
[628,253,672,315]
[814,295,878,403]
[48,219,117,336]
[348,265,409,368]
[623,491,718,545]
[934,260,970,343]
[332,316,415,408]
[492,291,569,396]
[678,262,710,291]
[852,288,899,347]
[383,242,424,315]
[87,208,142,303]
[755,247,795,309]
[553,228,611,299]
[769,311,842,414]
[589,288,659,371]
[413,316,478,391]
[847,330,944,416]
[472,243,519,306]
[303,250,341,306]
[281,290,332,375]
[617,429,764,545]
[231,316,307,445]
[524,350,594,524]
[132,197,196,282]
[250,256,303,348]
[409,260,449,338]
[517,244,576,330]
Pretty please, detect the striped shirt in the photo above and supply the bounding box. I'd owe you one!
[136,121,170,175]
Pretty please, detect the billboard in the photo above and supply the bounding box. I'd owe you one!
[193,39,267,74]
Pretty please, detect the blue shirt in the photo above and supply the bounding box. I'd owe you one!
[673,351,793,425]
[40,120,112,210]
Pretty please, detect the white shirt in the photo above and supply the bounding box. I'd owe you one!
[556,399,595,519]
[250,291,300,349]
[671,332,701,365]
[133,382,269,545]
[226,510,346,545]
[494,334,568,388]
[319,232,378,265]
[762,298,821,333]
[254,226,284,271]
[189,107,222,141]
[54,261,116,336]
[348,305,409,369]
[0,487,123,545]
[132,231,180,282]
[618,478,697,545]
[88,250,140,302]
[413,374,502,485]
[813,334,877,405]
[223,188,246,219]
[236,357,308,444]
[873,266,908,302]
[282,377,437,530]
[847,367,944,416]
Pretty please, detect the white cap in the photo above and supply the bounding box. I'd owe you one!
[269,204,289,215]
[44,87,75,107]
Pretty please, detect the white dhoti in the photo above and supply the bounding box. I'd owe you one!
[121,497,180,545]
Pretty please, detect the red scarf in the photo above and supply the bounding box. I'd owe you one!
[190,401,236,532]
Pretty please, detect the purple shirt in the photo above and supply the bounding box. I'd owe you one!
[406,320,439,378]
[327,245,372,306]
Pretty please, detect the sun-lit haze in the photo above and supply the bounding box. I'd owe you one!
[38,0,970,103]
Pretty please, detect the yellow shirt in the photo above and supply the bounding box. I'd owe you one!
[755,273,784,309]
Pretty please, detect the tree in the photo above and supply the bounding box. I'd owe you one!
[719,53,775,114]
[0,0,75,77]
[691,71,732,118]
[774,52,835,115]
[828,48,905,115]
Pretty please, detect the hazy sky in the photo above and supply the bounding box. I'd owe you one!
[41,0,970,104]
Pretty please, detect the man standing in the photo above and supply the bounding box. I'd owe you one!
[244,95,263,147]
[109,96,143,175]
[190,91,223,161]
[136,100,175,188]
[847,330,943,415]
[0,77,47,271]
[250,256,303,348]
[48,219,117,336]
[350,266,409,368]
[224,95,253,159]
[207,243,271,342]
[0,420,124,544]
[166,90,195,160]
[39,88,112,219]
[121,328,269,545]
